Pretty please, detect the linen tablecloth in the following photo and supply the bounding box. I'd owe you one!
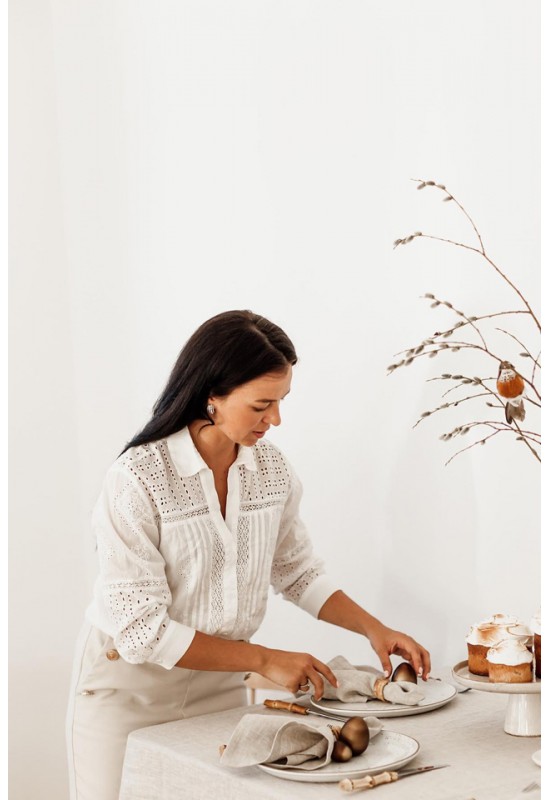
[119,670,541,800]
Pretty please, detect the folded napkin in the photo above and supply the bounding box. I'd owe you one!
[219,714,335,770]
[220,713,383,771]
[322,656,425,706]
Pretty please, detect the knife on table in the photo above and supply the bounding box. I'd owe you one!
[339,765,449,792]
[264,699,359,722]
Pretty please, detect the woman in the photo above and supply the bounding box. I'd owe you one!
[67,309,430,799]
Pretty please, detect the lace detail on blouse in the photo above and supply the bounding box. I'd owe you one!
[234,515,251,631]
[114,483,156,542]
[88,430,333,666]
[240,442,290,504]
[208,521,225,632]
[276,565,323,602]
[104,578,171,663]
[120,442,209,522]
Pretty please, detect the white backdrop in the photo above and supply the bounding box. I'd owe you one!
[9,1,541,798]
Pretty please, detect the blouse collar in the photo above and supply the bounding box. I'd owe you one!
[167,426,258,478]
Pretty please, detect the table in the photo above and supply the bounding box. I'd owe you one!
[119,672,541,800]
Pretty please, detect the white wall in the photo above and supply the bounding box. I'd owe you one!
[9,1,540,797]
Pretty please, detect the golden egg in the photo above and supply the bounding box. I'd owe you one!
[331,740,354,762]
[339,716,370,756]
[391,662,418,684]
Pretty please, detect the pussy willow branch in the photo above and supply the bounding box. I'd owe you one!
[432,375,539,408]
[412,179,486,253]
[392,180,541,465]
[421,293,487,349]
[416,372,540,464]
[436,376,494,398]
[444,427,541,467]
[447,420,541,440]
[391,339,541,401]
[445,430,501,466]
[414,233,539,331]
[413,391,492,428]
[532,351,541,385]
[419,373,541,424]
[495,327,540,368]
[423,303,540,370]
[487,396,541,409]
[392,316,541,400]
[473,310,531,323]
[396,181,541,332]
[443,422,541,466]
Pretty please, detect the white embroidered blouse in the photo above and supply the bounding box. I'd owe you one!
[86,427,337,669]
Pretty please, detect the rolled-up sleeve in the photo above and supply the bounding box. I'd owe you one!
[90,466,196,669]
[270,467,338,618]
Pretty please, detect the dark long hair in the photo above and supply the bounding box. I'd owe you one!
[122,310,298,453]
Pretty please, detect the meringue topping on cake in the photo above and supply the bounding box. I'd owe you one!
[466,614,519,645]
[506,624,534,646]
[487,638,533,667]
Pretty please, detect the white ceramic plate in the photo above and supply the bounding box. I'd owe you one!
[311,679,457,719]
[532,750,541,766]
[452,661,541,694]
[257,730,420,783]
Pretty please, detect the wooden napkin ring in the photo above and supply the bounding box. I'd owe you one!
[374,677,390,702]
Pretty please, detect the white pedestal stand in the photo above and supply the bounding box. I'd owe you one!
[452,661,541,737]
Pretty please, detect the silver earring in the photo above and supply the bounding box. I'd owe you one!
[207,403,215,416]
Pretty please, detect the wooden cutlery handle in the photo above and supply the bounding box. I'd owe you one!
[339,771,399,791]
[263,699,309,715]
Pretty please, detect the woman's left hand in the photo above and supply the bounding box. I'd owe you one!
[318,591,431,681]
[368,624,431,680]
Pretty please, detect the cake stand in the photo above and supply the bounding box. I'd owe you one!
[452,661,540,737]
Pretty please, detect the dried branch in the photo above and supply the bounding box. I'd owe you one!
[390,339,540,399]
[436,375,496,399]
[388,298,540,401]
[413,391,492,428]
[444,430,501,466]
[393,180,541,331]
[486,396,541,409]
[532,351,541,385]
[441,421,541,466]
[412,179,486,253]
[420,293,487,349]
[440,422,541,466]
[495,327,540,368]
[390,180,541,465]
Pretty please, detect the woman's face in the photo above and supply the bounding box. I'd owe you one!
[209,366,292,447]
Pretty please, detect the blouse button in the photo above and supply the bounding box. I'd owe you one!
[106,649,120,661]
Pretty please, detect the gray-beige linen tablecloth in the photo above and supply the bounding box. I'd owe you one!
[119,674,541,800]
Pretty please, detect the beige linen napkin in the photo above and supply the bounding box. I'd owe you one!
[322,656,425,705]
[219,713,335,770]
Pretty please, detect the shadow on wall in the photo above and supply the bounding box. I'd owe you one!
[378,413,480,669]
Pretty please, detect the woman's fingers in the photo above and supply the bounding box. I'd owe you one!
[419,646,431,680]
[374,648,393,677]
[308,659,338,701]
[393,641,431,680]
[312,658,338,688]
[372,628,431,681]
[305,670,325,701]
[294,659,337,701]
[409,650,423,679]
[261,649,337,700]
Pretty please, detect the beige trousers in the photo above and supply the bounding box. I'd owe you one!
[66,624,247,800]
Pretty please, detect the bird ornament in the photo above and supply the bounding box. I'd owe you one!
[496,361,525,424]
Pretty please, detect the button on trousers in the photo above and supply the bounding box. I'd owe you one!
[66,623,247,800]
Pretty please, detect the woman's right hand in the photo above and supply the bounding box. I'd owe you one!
[257,646,338,701]
[176,632,338,701]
